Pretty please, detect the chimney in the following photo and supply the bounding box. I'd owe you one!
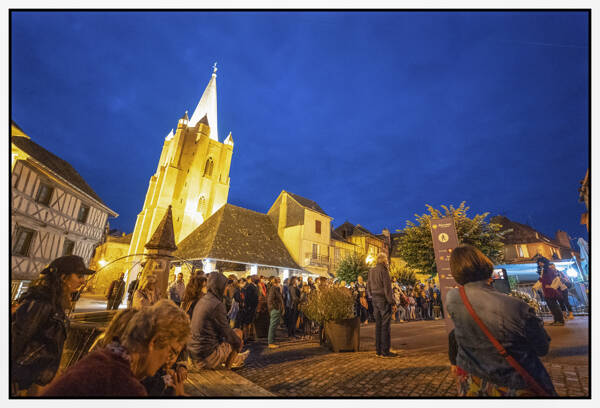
[555,230,571,249]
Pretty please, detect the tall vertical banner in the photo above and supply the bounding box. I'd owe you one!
[430,217,460,333]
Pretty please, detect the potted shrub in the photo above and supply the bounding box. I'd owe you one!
[300,286,360,352]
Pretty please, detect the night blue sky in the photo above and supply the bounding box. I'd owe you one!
[11,11,589,244]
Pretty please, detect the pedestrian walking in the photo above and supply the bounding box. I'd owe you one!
[533,257,566,326]
[267,277,285,348]
[11,255,93,396]
[106,273,126,310]
[367,253,397,357]
[446,245,556,396]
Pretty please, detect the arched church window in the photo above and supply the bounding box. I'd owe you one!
[197,196,206,212]
[204,158,214,177]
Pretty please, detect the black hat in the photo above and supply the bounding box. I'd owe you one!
[42,255,95,276]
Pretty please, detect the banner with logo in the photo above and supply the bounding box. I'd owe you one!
[430,217,460,333]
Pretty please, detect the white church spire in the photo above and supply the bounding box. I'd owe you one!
[189,63,219,141]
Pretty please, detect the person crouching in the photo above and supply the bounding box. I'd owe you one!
[187,272,249,369]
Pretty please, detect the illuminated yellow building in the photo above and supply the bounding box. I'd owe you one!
[333,222,386,266]
[127,66,233,279]
[330,228,360,274]
[267,191,333,278]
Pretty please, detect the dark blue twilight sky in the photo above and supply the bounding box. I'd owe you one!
[11,11,589,243]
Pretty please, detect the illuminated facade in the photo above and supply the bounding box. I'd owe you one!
[268,191,334,278]
[127,67,233,277]
[11,121,117,297]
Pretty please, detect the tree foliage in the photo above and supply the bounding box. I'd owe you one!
[335,252,369,283]
[394,202,508,277]
[389,263,418,286]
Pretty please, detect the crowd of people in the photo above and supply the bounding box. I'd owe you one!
[11,247,565,397]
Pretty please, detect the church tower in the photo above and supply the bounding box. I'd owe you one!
[127,65,234,270]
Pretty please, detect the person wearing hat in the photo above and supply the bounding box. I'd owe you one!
[11,255,94,396]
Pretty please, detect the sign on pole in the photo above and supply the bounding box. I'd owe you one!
[430,217,460,333]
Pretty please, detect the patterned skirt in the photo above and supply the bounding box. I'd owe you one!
[455,367,538,397]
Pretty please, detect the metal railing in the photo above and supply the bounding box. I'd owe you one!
[304,253,329,267]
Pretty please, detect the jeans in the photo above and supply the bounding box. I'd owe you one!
[546,298,564,323]
[268,309,282,344]
[372,297,392,355]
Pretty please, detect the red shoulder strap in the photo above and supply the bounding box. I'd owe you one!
[458,286,550,396]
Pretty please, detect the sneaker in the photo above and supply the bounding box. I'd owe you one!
[380,352,399,358]
[376,352,382,357]
[268,343,279,349]
[550,321,565,326]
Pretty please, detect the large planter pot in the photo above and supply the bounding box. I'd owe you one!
[323,316,360,352]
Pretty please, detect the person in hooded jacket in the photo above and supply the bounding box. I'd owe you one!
[11,255,92,396]
[187,272,249,369]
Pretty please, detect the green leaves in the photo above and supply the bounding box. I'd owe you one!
[394,202,508,277]
[335,252,369,283]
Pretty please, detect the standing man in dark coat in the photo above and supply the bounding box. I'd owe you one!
[287,277,301,338]
[367,253,397,357]
[106,273,126,310]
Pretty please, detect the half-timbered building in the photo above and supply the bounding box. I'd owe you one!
[11,121,118,298]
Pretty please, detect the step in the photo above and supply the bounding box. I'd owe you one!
[184,367,274,397]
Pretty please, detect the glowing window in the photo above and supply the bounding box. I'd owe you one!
[203,158,214,177]
[197,196,206,212]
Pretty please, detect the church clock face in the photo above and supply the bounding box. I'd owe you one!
[438,233,449,243]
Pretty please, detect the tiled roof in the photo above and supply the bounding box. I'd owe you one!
[145,206,177,251]
[491,215,567,249]
[174,204,302,270]
[286,191,329,217]
[11,122,112,211]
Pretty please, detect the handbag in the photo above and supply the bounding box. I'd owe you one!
[458,286,550,396]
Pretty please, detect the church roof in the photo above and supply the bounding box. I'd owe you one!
[145,206,177,251]
[189,70,219,141]
[11,121,117,216]
[175,204,302,270]
[286,191,329,217]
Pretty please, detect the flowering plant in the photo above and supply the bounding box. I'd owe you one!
[508,290,542,313]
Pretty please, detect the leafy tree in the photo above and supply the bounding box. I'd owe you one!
[335,252,369,283]
[390,263,418,286]
[394,202,508,277]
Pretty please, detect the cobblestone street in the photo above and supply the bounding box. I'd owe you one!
[236,318,589,397]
